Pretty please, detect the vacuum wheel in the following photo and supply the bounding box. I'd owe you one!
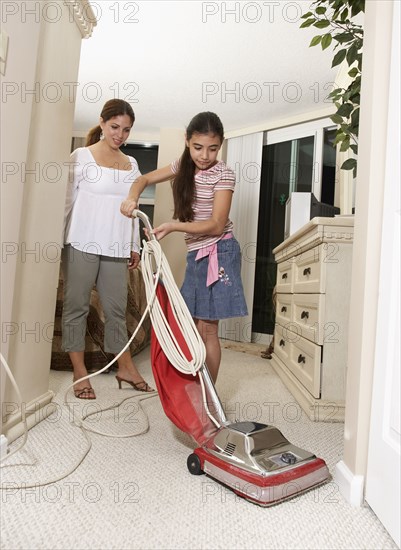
[187,453,204,475]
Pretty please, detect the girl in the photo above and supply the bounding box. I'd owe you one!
[120,111,248,382]
[63,99,154,398]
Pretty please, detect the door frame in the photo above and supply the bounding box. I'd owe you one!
[251,117,336,344]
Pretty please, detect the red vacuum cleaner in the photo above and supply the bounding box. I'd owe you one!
[135,210,330,507]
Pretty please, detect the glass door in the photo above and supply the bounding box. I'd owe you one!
[251,118,336,342]
[252,136,314,337]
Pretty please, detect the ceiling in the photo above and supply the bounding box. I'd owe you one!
[73,1,338,143]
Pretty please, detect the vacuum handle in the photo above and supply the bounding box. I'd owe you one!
[132,209,158,242]
[199,364,228,426]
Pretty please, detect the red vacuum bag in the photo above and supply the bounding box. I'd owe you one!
[150,282,218,446]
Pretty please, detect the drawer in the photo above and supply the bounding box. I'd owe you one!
[288,335,321,398]
[274,325,291,365]
[292,294,326,345]
[293,245,326,294]
[275,293,292,327]
[276,260,293,293]
[274,324,321,399]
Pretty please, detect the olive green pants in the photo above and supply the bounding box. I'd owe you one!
[61,245,129,353]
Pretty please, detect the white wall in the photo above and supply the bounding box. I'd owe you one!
[1,1,94,441]
[334,0,397,510]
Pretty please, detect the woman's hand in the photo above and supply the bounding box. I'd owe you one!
[120,198,138,218]
[127,251,140,270]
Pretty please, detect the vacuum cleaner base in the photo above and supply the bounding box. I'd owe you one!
[187,421,331,506]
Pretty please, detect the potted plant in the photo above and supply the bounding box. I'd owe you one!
[300,0,365,177]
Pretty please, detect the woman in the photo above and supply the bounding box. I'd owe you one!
[63,99,154,399]
[120,111,248,382]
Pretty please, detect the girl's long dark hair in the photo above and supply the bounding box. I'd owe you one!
[85,99,135,146]
[172,112,224,222]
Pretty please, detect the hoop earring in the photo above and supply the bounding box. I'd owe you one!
[100,132,104,141]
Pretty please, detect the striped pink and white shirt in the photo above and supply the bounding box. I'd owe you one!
[171,159,235,252]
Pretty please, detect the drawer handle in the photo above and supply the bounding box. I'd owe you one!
[281,306,287,313]
[298,354,306,364]
[279,339,285,347]
[303,267,311,276]
[282,273,288,280]
[301,310,309,319]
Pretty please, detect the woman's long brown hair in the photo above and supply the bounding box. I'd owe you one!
[85,99,135,146]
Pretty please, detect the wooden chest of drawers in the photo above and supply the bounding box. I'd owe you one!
[271,217,354,421]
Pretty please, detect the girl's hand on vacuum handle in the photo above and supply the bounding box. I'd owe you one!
[120,198,138,217]
[152,222,175,241]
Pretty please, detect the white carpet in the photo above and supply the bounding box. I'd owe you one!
[0,346,398,550]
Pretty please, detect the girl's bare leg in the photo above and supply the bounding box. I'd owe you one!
[195,319,221,383]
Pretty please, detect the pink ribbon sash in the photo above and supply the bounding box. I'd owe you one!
[195,233,233,287]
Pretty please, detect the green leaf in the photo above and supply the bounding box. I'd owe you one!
[331,114,344,125]
[310,35,322,47]
[340,8,349,21]
[351,107,360,120]
[333,132,346,145]
[315,6,327,15]
[351,108,360,133]
[314,20,331,29]
[334,32,354,43]
[329,92,344,101]
[300,18,315,28]
[337,103,354,117]
[348,67,359,78]
[340,137,351,152]
[300,11,313,19]
[350,144,358,155]
[349,92,360,105]
[351,0,365,18]
[328,87,343,96]
[346,44,358,66]
[321,33,333,50]
[332,9,341,20]
[341,158,357,171]
[332,48,347,67]
[342,90,351,102]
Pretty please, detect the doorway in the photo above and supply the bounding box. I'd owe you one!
[251,120,337,343]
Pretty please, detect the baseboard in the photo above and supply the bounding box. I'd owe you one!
[270,354,345,422]
[2,390,56,444]
[334,460,365,507]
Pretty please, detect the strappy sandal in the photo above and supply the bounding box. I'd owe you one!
[115,376,155,393]
[74,386,96,399]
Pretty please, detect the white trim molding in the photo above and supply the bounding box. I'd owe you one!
[224,107,335,140]
[334,460,365,507]
[63,0,97,38]
[2,391,56,444]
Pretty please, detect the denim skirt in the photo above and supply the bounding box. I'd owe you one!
[180,236,248,321]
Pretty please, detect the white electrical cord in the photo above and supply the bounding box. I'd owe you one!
[140,235,220,429]
[0,219,161,487]
[61,245,162,437]
[141,239,205,374]
[0,262,160,488]
[0,211,221,490]
[0,353,29,462]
